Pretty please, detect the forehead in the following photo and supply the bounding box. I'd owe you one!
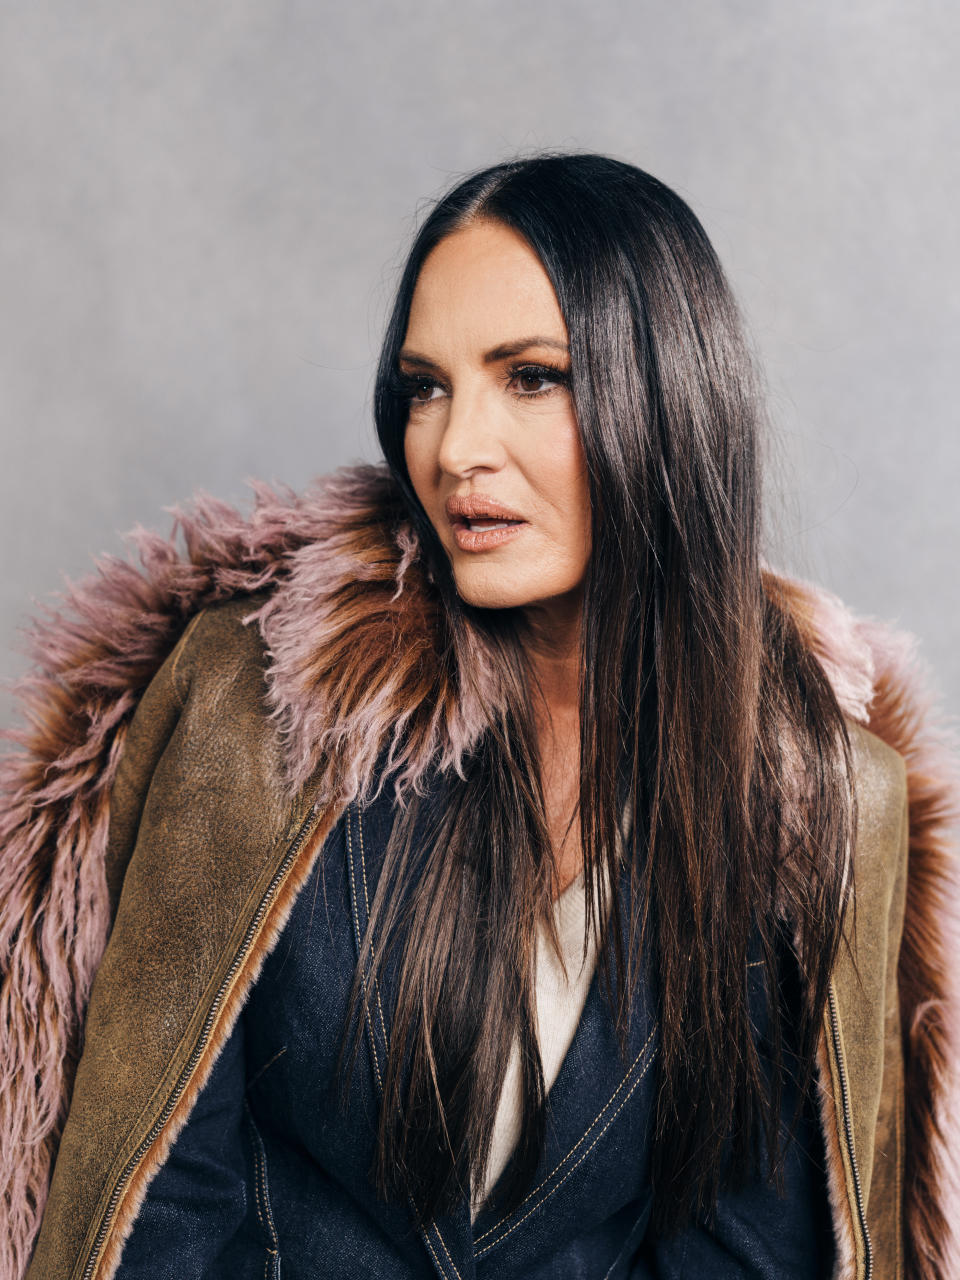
[404,221,567,353]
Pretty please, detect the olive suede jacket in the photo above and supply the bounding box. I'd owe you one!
[0,463,957,1280]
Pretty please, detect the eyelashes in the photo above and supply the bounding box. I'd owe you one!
[385,361,571,408]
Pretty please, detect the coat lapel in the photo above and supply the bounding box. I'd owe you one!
[343,788,661,1279]
[343,797,477,1280]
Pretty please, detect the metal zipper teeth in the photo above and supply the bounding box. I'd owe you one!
[828,983,873,1280]
[79,805,323,1280]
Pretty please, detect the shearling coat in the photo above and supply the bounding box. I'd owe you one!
[0,463,957,1280]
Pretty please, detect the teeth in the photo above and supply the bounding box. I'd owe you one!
[468,519,512,530]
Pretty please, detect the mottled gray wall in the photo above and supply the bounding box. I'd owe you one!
[2,0,958,731]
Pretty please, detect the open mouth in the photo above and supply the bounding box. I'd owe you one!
[454,517,525,532]
[449,515,528,552]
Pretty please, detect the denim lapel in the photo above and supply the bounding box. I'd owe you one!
[344,794,659,1279]
[468,869,658,1275]
[344,797,477,1280]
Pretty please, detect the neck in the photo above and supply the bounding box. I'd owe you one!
[518,593,583,733]
[517,597,584,898]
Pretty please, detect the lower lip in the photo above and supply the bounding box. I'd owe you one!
[452,520,527,552]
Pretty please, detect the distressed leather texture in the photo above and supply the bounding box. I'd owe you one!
[837,728,910,1277]
[27,602,317,1280]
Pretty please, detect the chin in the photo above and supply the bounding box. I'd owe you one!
[449,565,533,612]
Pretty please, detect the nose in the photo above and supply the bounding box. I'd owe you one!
[435,382,508,478]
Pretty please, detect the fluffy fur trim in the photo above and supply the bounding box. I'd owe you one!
[1,462,957,1278]
[814,1027,859,1280]
[775,576,960,1279]
[247,466,508,805]
[0,467,381,1277]
[857,619,960,1279]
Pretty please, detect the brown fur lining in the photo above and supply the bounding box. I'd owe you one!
[816,1017,861,1280]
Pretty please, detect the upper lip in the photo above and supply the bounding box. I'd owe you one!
[445,493,527,524]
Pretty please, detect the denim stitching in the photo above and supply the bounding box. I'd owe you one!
[249,1115,275,1244]
[428,1221,463,1280]
[475,1042,657,1257]
[246,1116,267,1239]
[472,1023,657,1247]
[357,808,391,1057]
[346,811,384,1094]
[421,1225,447,1278]
[355,808,462,1280]
[244,1100,280,1278]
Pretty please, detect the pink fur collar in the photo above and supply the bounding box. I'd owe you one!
[247,466,512,806]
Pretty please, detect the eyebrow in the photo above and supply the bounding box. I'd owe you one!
[397,336,569,369]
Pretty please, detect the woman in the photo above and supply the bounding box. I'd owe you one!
[1,153,957,1279]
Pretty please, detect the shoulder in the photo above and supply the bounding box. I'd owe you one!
[767,567,958,882]
[136,592,288,786]
[120,593,279,786]
[106,592,299,908]
[121,591,304,851]
[846,719,909,891]
[766,568,952,808]
[847,720,908,827]
[170,594,273,707]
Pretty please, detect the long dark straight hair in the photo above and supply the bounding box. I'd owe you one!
[339,152,855,1236]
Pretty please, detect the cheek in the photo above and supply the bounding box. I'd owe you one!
[403,429,431,504]
[402,427,418,482]
[403,429,447,539]
[542,423,591,539]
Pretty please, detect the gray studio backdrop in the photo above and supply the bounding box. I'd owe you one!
[2,1,958,733]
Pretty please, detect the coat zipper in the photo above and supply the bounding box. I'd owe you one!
[827,982,872,1280]
[77,803,325,1280]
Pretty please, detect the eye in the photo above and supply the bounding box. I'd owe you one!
[406,376,443,405]
[509,363,570,398]
[387,362,569,409]
[387,370,446,408]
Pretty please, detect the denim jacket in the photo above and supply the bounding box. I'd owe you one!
[113,788,834,1278]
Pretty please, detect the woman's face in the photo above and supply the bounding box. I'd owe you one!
[400,220,591,633]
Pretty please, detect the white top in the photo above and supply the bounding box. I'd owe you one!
[467,794,633,1221]
[469,869,604,1219]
